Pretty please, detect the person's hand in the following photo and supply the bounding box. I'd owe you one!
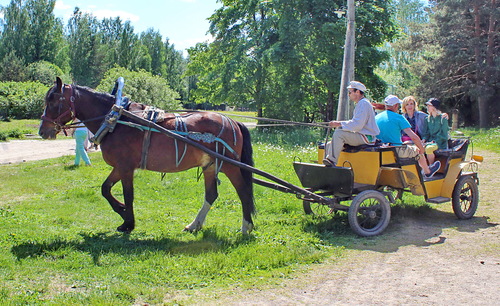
[442,112,449,120]
[328,121,341,128]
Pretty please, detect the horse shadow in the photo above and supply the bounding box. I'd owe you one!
[10,229,255,265]
[303,203,498,253]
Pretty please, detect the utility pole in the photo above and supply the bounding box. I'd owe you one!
[336,0,356,120]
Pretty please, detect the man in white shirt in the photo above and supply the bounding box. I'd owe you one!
[323,81,380,167]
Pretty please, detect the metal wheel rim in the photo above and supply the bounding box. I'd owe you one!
[458,182,474,213]
[355,198,384,231]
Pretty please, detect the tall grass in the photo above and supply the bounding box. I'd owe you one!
[454,127,500,154]
[0,119,40,141]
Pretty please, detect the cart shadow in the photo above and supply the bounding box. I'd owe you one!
[10,229,255,265]
[304,204,498,253]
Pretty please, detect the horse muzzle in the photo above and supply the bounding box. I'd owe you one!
[38,123,59,140]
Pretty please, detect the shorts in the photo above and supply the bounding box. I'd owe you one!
[425,143,438,155]
[395,145,420,159]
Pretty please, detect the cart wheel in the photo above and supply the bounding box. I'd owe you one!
[348,190,391,237]
[452,175,479,219]
[303,200,332,216]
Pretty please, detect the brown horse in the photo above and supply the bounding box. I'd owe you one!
[39,77,255,234]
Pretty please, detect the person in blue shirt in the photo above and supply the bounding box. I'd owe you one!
[376,95,440,178]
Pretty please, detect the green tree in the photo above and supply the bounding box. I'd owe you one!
[188,0,279,117]
[140,28,167,76]
[0,51,28,82]
[0,0,30,61]
[422,0,499,127]
[377,0,431,98]
[25,0,63,63]
[97,67,181,110]
[0,0,64,64]
[187,0,397,121]
[164,41,187,100]
[67,8,105,87]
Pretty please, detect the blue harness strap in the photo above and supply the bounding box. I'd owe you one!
[116,112,240,173]
[174,113,188,167]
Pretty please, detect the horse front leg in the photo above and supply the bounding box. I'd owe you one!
[102,167,136,233]
[184,168,218,233]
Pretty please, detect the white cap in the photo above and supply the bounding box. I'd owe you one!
[384,95,402,106]
[347,81,366,92]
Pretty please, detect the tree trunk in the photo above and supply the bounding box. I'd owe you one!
[473,1,488,128]
[326,90,335,122]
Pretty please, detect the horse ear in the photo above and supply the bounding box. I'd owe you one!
[55,77,63,93]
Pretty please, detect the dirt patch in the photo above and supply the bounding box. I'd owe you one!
[209,149,499,305]
[0,139,76,164]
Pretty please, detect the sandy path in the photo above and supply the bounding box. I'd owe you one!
[0,139,75,164]
[211,150,500,305]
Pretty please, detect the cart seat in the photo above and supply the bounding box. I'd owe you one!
[435,138,469,158]
[343,141,381,153]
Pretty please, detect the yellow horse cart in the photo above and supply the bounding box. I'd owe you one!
[293,138,482,236]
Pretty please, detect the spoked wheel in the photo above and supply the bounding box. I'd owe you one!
[303,200,333,216]
[348,190,391,237]
[452,175,479,219]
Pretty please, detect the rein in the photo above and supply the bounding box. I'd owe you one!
[163,110,330,129]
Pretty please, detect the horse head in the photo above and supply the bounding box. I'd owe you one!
[39,77,76,139]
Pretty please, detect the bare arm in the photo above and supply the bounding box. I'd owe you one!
[403,127,424,154]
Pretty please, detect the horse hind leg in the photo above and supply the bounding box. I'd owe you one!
[184,168,218,233]
[102,167,136,233]
[226,166,255,235]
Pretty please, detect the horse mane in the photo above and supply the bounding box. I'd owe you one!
[73,84,115,105]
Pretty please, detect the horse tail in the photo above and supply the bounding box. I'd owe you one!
[237,121,255,214]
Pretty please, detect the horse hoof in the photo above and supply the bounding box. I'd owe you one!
[117,225,134,233]
[184,222,202,233]
[242,221,254,235]
[183,226,197,233]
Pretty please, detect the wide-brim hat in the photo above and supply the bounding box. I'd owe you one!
[347,81,366,92]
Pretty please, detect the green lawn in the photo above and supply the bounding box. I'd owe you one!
[0,120,497,304]
[0,135,349,304]
[0,119,41,141]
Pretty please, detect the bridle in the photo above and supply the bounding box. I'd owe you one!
[41,84,76,132]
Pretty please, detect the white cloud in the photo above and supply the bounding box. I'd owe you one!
[55,0,71,10]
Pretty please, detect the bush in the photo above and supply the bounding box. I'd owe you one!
[27,61,65,86]
[0,81,49,119]
[96,67,181,110]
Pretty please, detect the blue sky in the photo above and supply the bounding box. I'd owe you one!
[0,0,221,53]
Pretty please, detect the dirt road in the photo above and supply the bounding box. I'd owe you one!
[212,150,500,305]
[0,138,75,164]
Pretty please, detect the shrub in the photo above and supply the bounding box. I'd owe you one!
[27,61,65,86]
[0,81,49,119]
[96,67,181,110]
